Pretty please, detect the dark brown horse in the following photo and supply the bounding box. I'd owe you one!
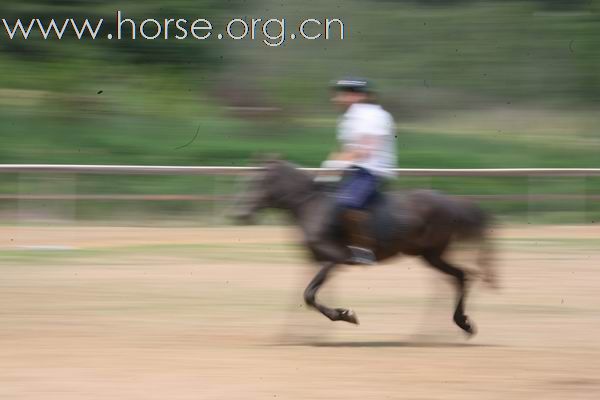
[234,160,496,336]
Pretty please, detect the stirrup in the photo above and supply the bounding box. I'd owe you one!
[347,246,376,265]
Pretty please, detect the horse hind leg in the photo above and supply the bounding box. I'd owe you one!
[303,262,359,325]
[422,251,476,336]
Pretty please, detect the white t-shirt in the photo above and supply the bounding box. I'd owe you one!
[337,102,397,178]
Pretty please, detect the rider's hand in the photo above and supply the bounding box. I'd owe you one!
[321,159,351,169]
[315,159,348,182]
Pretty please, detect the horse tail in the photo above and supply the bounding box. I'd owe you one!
[453,203,498,289]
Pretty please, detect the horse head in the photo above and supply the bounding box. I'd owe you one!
[231,158,316,224]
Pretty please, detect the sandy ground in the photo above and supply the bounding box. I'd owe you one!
[1,225,599,399]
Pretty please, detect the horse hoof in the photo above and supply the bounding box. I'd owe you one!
[463,323,477,337]
[337,308,360,325]
[455,316,476,337]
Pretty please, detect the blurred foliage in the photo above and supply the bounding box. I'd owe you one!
[1,0,599,105]
[0,0,599,222]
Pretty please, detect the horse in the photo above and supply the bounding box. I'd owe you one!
[233,160,496,336]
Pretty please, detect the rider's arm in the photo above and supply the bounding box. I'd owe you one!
[332,133,380,162]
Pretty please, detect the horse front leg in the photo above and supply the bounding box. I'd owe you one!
[303,262,359,325]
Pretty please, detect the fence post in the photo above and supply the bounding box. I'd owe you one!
[527,175,534,224]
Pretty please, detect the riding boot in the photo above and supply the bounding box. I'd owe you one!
[343,209,377,265]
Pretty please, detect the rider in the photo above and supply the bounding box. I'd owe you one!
[322,78,397,265]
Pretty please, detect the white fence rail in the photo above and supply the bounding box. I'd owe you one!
[1,164,598,204]
[1,164,600,177]
[1,164,596,223]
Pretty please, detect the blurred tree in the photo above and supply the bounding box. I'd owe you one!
[536,0,588,11]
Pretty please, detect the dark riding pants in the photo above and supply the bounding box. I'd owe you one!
[335,167,379,210]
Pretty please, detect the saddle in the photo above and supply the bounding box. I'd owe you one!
[332,190,404,247]
[360,191,398,245]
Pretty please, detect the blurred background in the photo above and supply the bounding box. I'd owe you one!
[2,3,600,398]
[0,0,599,224]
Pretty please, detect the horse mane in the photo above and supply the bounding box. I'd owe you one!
[269,160,316,186]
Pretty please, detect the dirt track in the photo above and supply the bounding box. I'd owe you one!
[1,225,599,399]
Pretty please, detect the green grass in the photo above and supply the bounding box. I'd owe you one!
[1,0,599,222]
[3,236,599,266]
[2,109,598,223]
[2,110,599,168]
[0,242,305,265]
